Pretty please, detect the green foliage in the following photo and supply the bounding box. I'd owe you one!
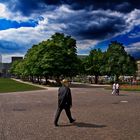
[24,44,44,76]
[105,41,137,80]
[10,60,24,76]
[11,33,79,81]
[85,49,104,75]
[39,33,78,77]
[77,58,86,75]
[83,41,137,83]
[84,49,105,83]
[11,33,137,85]
[10,60,20,75]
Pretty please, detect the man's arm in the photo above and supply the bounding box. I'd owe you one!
[67,88,72,107]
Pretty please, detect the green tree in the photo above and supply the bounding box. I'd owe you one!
[10,60,25,78]
[105,41,137,81]
[9,32,78,84]
[77,57,86,75]
[20,33,78,84]
[84,49,105,84]
[24,44,44,83]
[10,60,20,76]
[40,33,78,82]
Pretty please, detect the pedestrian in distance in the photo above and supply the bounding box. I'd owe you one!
[112,82,116,95]
[116,82,120,95]
[54,79,75,126]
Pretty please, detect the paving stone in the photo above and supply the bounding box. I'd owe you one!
[0,87,140,140]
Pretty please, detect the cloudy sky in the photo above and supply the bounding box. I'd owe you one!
[0,0,140,62]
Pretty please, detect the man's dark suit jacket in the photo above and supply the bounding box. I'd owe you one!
[58,86,72,108]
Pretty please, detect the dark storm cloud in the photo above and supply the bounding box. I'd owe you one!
[0,0,138,41]
[52,9,127,40]
[0,0,140,16]
[60,0,140,13]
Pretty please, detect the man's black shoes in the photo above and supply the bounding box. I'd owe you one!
[54,123,59,127]
[54,119,76,126]
[70,119,76,123]
[54,124,59,127]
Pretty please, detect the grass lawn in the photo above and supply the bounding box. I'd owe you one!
[120,85,140,91]
[0,78,44,93]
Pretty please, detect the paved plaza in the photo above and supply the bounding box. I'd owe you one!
[0,86,140,140]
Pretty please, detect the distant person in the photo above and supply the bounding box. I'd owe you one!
[116,82,120,95]
[54,79,75,126]
[112,82,116,95]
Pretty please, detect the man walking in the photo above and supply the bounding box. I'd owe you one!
[112,82,116,95]
[54,79,75,126]
[116,82,120,95]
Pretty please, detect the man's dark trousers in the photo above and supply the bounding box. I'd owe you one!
[54,105,73,125]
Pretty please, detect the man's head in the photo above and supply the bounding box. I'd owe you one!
[61,79,69,87]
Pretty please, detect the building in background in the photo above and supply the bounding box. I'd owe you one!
[0,55,2,77]
[0,56,23,77]
[1,63,11,77]
[0,54,2,63]
[11,56,23,63]
[137,60,140,78]
[0,62,11,78]
[0,63,2,77]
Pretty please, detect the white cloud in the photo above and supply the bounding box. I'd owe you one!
[0,26,54,63]
[129,32,140,38]
[124,9,140,34]
[126,9,140,24]
[0,3,11,18]
[77,40,99,51]
[125,42,140,53]
[1,3,140,62]
[0,3,29,21]
[0,26,49,44]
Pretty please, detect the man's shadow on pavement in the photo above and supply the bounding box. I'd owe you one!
[74,122,106,128]
[59,122,106,128]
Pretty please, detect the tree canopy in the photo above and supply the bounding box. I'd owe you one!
[11,33,79,83]
[40,33,78,78]
[11,34,137,84]
[83,41,137,83]
[104,41,137,81]
[84,49,105,83]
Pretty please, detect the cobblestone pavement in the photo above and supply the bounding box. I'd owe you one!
[0,87,140,140]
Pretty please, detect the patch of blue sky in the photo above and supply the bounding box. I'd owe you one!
[0,40,26,54]
[0,18,38,30]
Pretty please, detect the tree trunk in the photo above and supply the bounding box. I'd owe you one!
[55,76,61,86]
[45,76,48,85]
[94,75,98,84]
[31,75,34,83]
[37,76,41,84]
[115,75,119,82]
